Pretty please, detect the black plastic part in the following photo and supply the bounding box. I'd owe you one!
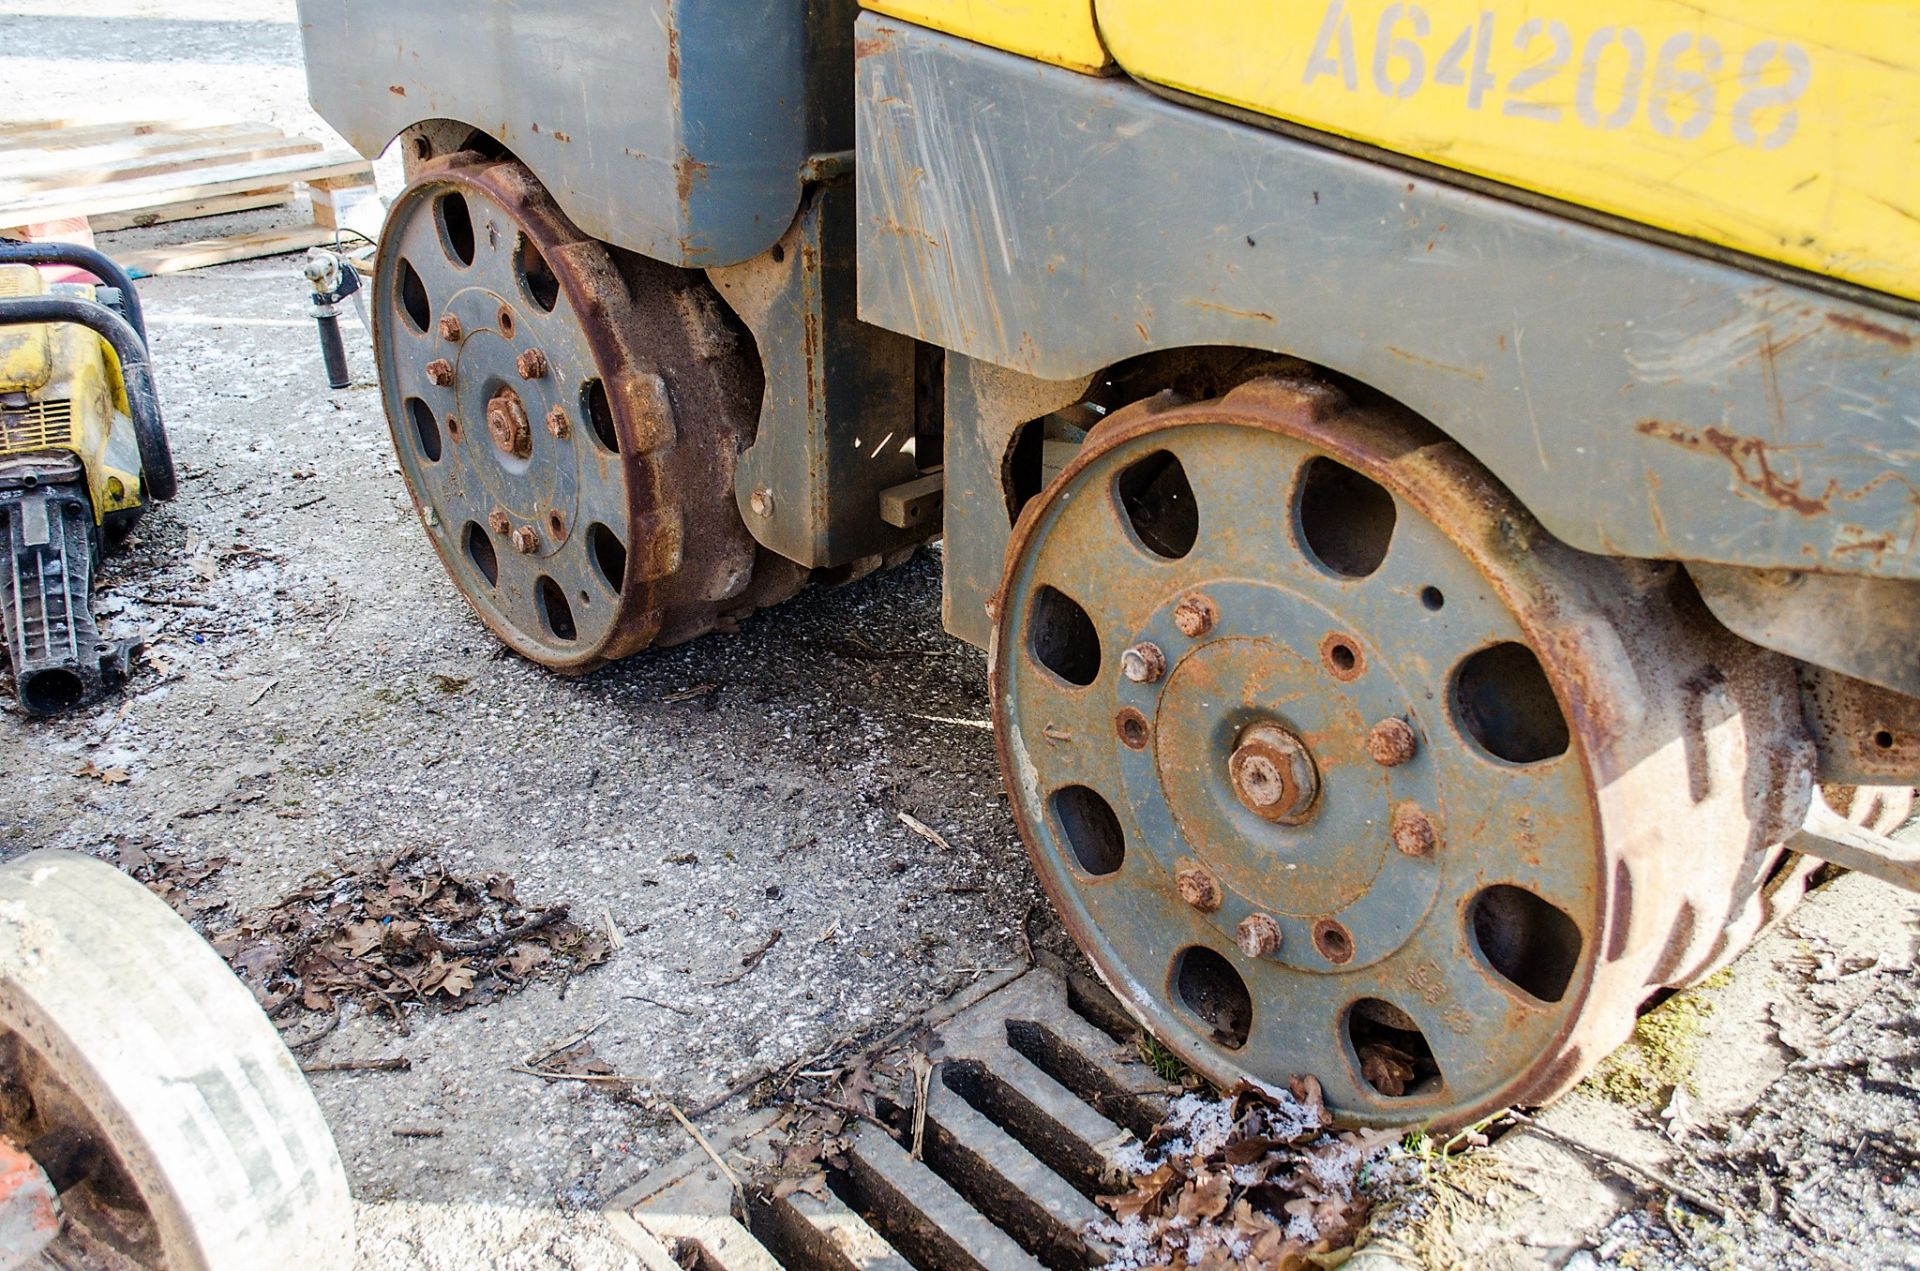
[316,311,351,388]
[0,295,175,502]
[0,239,147,345]
[0,481,133,716]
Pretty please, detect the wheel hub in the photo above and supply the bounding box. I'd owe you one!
[993,377,1811,1129]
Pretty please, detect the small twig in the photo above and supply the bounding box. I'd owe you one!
[897,811,952,851]
[324,596,354,636]
[392,1126,444,1138]
[906,713,992,731]
[623,992,694,1017]
[300,1056,410,1074]
[247,678,278,706]
[290,493,327,510]
[660,683,718,703]
[1505,1112,1729,1220]
[281,1008,342,1053]
[523,1012,611,1068]
[709,929,783,986]
[442,905,568,956]
[663,1100,741,1194]
[910,1053,934,1160]
[510,1065,642,1085]
[1017,898,1038,967]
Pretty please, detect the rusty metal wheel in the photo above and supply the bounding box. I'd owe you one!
[993,377,1813,1131]
[375,153,802,672]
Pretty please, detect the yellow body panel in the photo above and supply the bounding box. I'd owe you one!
[861,0,1111,73]
[0,265,52,393]
[1096,0,1920,300]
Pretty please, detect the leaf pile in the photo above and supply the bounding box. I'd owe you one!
[117,837,231,918]
[1093,1077,1395,1270]
[208,848,610,1017]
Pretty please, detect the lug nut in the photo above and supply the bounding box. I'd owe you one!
[1235,913,1283,958]
[545,404,570,438]
[516,347,550,380]
[1120,642,1166,684]
[487,508,510,535]
[1391,802,1437,857]
[1174,865,1222,913]
[1172,594,1217,638]
[1228,723,1320,823]
[749,487,775,518]
[510,526,539,554]
[1366,717,1418,767]
[437,314,463,341]
[425,357,454,386]
[487,390,533,459]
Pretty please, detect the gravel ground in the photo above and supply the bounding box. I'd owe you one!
[3,6,1917,1268]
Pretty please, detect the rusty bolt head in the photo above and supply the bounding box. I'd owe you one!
[437,314,463,341]
[545,404,570,439]
[510,525,539,555]
[425,357,454,387]
[1391,802,1438,857]
[1366,717,1418,767]
[1174,865,1223,913]
[487,508,510,535]
[749,487,775,518]
[1228,723,1320,823]
[1120,642,1167,684]
[516,347,550,380]
[1235,912,1283,959]
[1172,594,1217,639]
[486,390,533,460]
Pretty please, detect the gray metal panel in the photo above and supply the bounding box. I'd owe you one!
[296,0,809,267]
[854,16,1920,581]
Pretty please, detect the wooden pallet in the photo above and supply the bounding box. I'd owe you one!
[0,117,376,275]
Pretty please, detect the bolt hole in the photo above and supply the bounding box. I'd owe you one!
[1874,729,1896,750]
[497,306,516,339]
[463,522,498,586]
[1469,884,1583,1003]
[770,243,786,265]
[1319,632,1364,681]
[1172,947,1251,1050]
[1329,643,1355,672]
[405,397,441,461]
[1116,708,1150,751]
[1346,999,1441,1098]
[536,576,577,641]
[516,233,560,312]
[1116,449,1198,559]
[1297,456,1396,578]
[411,135,433,162]
[547,511,565,539]
[1421,586,1445,611]
[582,379,620,454]
[1311,918,1355,965]
[1028,585,1100,687]
[435,192,475,266]
[396,258,431,333]
[1452,641,1569,763]
[446,415,461,441]
[1052,785,1125,876]
[588,523,627,594]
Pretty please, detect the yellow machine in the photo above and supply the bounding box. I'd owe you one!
[0,244,173,714]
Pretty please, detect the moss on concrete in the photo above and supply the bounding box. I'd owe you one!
[1579,990,1717,1108]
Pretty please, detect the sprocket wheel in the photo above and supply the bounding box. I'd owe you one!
[993,377,1813,1130]
[374,153,801,672]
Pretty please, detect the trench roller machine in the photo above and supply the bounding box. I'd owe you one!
[0,241,174,715]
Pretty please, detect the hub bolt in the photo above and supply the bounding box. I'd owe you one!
[545,405,570,438]
[1391,802,1437,857]
[487,390,533,459]
[1228,724,1320,823]
[437,314,463,341]
[425,357,454,387]
[749,487,775,518]
[1172,594,1217,638]
[1120,642,1166,684]
[1174,865,1223,913]
[488,508,510,535]
[1235,912,1283,959]
[516,347,550,380]
[510,526,539,554]
[1366,717,1418,767]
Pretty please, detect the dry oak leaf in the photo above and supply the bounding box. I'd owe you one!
[73,760,130,784]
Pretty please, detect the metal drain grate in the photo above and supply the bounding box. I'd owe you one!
[606,965,1173,1270]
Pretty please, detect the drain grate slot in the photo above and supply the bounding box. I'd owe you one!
[1004,1019,1160,1141]
[940,1060,1120,1201]
[1061,969,1138,1044]
[836,1126,1042,1271]
[748,1184,914,1271]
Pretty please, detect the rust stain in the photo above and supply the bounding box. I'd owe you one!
[552,130,571,143]
[388,84,406,96]
[1827,311,1914,348]
[1187,299,1276,323]
[1134,321,1150,342]
[1636,420,1828,515]
[674,154,710,209]
[665,19,680,80]
[1385,346,1484,382]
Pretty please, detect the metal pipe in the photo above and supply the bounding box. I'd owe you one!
[0,241,148,346]
[0,296,175,501]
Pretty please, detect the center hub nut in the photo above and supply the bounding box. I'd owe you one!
[1228,723,1319,823]
[487,388,533,459]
